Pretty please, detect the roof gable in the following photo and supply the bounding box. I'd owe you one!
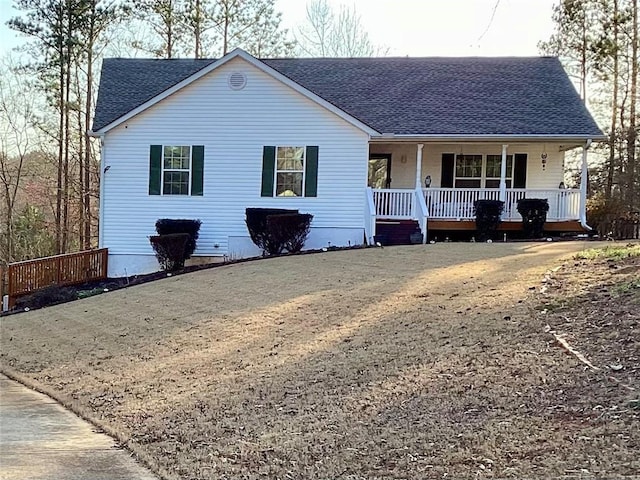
[93,51,604,139]
[93,57,213,134]
[92,49,378,135]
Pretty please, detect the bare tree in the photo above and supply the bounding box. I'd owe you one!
[297,0,332,56]
[9,0,68,253]
[0,56,36,263]
[297,0,384,57]
[210,0,294,57]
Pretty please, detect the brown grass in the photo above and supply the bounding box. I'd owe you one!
[1,241,639,479]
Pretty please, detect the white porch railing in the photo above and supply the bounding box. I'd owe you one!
[422,188,581,221]
[372,188,416,218]
[365,187,377,244]
[413,187,429,243]
[505,189,581,221]
[370,188,428,243]
[368,187,579,241]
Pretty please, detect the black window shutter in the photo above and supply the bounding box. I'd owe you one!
[441,153,455,188]
[513,154,527,188]
[261,146,276,197]
[149,145,162,195]
[304,146,319,197]
[191,145,204,196]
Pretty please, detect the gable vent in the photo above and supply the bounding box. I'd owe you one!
[228,72,247,90]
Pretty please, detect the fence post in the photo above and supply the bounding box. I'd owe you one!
[98,249,107,278]
[7,265,14,309]
[56,255,62,285]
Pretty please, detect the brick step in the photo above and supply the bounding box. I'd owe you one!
[375,220,422,246]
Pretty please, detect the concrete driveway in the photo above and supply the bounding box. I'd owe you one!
[0,374,158,480]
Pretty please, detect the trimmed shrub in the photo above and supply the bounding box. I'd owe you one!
[474,199,504,241]
[246,208,298,252]
[517,198,549,238]
[155,219,202,258]
[266,213,314,254]
[150,233,190,271]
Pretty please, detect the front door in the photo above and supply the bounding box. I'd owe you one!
[368,154,392,188]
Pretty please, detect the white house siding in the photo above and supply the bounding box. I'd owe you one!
[369,143,566,189]
[102,57,370,277]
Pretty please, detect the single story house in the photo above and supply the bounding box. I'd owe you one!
[91,48,605,277]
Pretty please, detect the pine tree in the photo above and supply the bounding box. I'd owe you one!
[210,0,294,57]
[132,0,184,58]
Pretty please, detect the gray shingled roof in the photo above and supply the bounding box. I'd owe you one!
[93,56,603,137]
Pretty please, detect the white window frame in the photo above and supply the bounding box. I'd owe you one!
[454,153,517,189]
[454,154,483,188]
[485,154,514,189]
[274,146,306,197]
[162,145,192,195]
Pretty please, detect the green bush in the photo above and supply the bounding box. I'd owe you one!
[474,200,504,241]
[245,208,298,254]
[245,208,314,255]
[149,233,190,271]
[517,198,549,238]
[155,219,202,258]
[266,213,314,254]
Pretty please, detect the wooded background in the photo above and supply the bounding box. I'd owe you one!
[0,0,638,266]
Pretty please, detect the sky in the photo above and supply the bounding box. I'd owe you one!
[275,0,558,57]
[0,0,558,58]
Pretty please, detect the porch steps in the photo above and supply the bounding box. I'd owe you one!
[375,219,421,246]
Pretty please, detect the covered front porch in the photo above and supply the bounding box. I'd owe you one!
[364,140,591,243]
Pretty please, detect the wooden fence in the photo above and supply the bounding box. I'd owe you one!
[3,248,108,309]
[597,213,640,240]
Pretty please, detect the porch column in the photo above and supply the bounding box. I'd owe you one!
[579,139,592,228]
[499,144,508,202]
[415,143,424,189]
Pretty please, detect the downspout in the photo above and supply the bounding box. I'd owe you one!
[579,139,592,231]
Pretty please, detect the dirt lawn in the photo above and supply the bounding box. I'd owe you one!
[1,242,639,479]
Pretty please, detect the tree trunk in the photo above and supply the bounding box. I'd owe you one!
[223,4,229,55]
[581,7,587,102]
[76,63,85,249]
[3,179,12,263]
[62,1,72,253]
[606,0,620,200]
[626,0,638,208]
[56,6,65,255]
[195,0,202,58]
[167,0,174,59]
[84,10,94,250]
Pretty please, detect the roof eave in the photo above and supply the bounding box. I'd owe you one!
[369,133,608,143]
